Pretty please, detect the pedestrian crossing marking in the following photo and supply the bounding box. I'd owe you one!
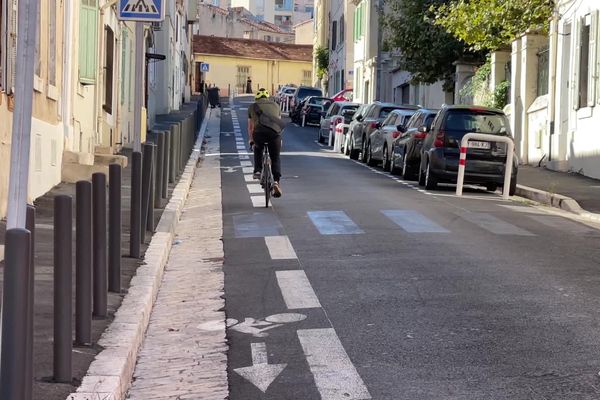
[307,211,364,235]
[119,0,163,21]
[382,210,450,233]
[529,215,598,235]
[459,212,535,236]
[122,0,158,13]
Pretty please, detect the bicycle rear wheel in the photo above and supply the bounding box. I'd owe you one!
[264,166,271,207]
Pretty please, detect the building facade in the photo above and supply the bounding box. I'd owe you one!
[193,35,313,95]
[352,0,380,103]
[294,19,314,45]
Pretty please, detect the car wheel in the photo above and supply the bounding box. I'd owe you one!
[508,177,517,196]
[485,183,498,192]
[366,143,377,167]
[361,139,369,163]
[349,136,360,160]
[389,147,399,174]
[382,145,390,171]
[424,161,438,190]
[318,130,324,143]
[418,160,426,186]
[401,152,413,180]
[344,137,351,156]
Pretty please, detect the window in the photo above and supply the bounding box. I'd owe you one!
[354,3,364,41]
[537,45,549,97]
[331,20,337,50]
[340,15,344,45]
[48,0,57,86]
[121,28,128,106]
[80,0,99,84]
[236,65,251,93]
[579,20,590,107]
[103,25,114,113]
[302,70,312,86]
[400,83,410,104]
[34,1,40,77]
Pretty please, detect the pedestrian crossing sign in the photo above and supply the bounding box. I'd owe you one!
[118,0,165,21]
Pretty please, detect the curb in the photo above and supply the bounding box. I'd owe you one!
[516,184,600,222]
[66,108,214,400]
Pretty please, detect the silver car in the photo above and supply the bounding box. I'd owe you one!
[318,101,360,144]
[367,109,417,168]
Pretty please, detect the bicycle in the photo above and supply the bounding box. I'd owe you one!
[258,143,274,208]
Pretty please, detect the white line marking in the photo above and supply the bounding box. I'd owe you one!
[265,236,298,259]
[251,195,266,207]
[460,212,535,236]
[239,156,250,160]
[276,270,321,309]
[247,184,262,194]
[242,167,254,174]
[244,174,255,182]
[297,328,372,400]
[241,161,253,167]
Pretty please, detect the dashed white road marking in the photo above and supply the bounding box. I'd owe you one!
[242,167,254,174]
[244,174,255,182]
[239,155,250,160]
[241,161,253,167]
[265,236,298,260]
[297,328,372,400]
[460,212,535,236]
[275,270,321,309]
[247,184,262,194]
[251,195,266,207]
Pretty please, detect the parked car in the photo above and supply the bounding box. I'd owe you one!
[318,101,359,144]
[331,89,353,102]
[365,109,417,167]
[278,86,297,108]
[418,105,518,194]
[348,102,419,163]
[346,104,371,159]
[389,108,439,179]
[290,86,323,111]
[300,96,332,126]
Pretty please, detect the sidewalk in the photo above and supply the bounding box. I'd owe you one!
[516,165,600,217]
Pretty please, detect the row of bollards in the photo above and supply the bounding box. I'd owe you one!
[0,96,206,400]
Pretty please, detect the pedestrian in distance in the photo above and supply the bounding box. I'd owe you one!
[246,77,253,94]
[248,88,286,198]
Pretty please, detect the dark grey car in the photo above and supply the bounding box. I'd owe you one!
[418,105,518,194]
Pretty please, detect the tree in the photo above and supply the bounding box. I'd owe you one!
[382,0,479,89]
[314,46,329,79]
[433,0,554,51]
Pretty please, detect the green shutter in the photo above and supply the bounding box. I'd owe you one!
[79,2,98,84]
[121,29,128,105]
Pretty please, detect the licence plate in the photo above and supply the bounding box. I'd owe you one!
[468,141,490,149]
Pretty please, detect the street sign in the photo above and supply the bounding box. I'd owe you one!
[118,0,165,21]
[201,63,210,72]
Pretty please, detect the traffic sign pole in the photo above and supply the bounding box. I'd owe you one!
[133,22,144,152]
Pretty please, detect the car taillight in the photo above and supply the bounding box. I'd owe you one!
[392,131,401,139]
[370,122,378,129]
[433,130,445,148]
[414,132,427,139]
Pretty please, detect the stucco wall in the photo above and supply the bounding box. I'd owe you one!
[294,21,314,45]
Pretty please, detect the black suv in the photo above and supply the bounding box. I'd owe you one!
[289,86,323,121]
[418,105,518,194]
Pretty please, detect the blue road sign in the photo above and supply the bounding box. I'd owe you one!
[201,63,210,72]
[118,0,165,22]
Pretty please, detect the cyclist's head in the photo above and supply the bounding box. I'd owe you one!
[255,88,269,100]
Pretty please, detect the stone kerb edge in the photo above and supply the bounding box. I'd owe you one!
[66,108,213,400]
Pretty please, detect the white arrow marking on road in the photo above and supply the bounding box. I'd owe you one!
[234,342,286,393]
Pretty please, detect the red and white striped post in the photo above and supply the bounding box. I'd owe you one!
[456,145,468,196]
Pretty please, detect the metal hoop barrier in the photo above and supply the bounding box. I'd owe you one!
[455,133,515,200]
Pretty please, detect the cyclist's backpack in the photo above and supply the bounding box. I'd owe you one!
[253,103,286,134]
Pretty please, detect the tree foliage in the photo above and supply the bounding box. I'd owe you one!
[433,0,554,51]
[382,0,478,89]
[315,46,329,79]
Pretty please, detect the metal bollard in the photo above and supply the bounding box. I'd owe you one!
[0,228,31,400]
[147,146,156,232]
[76,181,92,345]
[141,143,154,243]
[54,195,72,383]
[163,131,170,199]
[109,164,122,293]
[25,205,35,400]
[92,173,107,318]
[154,132,165,208]
[130,151,142,258]
[169,126,177,183]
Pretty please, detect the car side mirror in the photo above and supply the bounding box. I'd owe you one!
[356,115,363,122]
[418,125,428,133]
[397,124,406,133]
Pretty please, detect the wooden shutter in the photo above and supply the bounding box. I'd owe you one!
[588,11,597,107]
[79,0,98,84]
[103,25,114,113]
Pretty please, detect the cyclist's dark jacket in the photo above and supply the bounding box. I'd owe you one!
[248,98,282,134]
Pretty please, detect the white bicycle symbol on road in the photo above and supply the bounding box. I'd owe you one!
[198,313,306,338]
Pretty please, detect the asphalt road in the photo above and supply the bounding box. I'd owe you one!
[221,96,600,400]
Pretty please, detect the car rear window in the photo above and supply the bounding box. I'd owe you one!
[297,88,322,99]
[443,110,511,137]
[284,88,295,94]
[309,97,329,105]
[379,107,399,119]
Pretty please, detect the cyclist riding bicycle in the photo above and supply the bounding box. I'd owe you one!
[248,88,284,198]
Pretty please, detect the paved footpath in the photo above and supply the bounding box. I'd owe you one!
[126,113,228,399]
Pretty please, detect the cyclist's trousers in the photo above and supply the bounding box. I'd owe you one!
[253,129,282,182]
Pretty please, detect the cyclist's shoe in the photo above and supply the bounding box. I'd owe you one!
[272,182,282,198]
[253,171,261,180]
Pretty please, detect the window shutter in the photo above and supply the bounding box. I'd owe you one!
[79,2,98,84]
[7,0,18,93]
[121,29,128,106]
[573,18,581,110]
[588,11,597,107]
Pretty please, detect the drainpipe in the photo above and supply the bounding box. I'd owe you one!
[547,6,559,163]
[62,0,73,147]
